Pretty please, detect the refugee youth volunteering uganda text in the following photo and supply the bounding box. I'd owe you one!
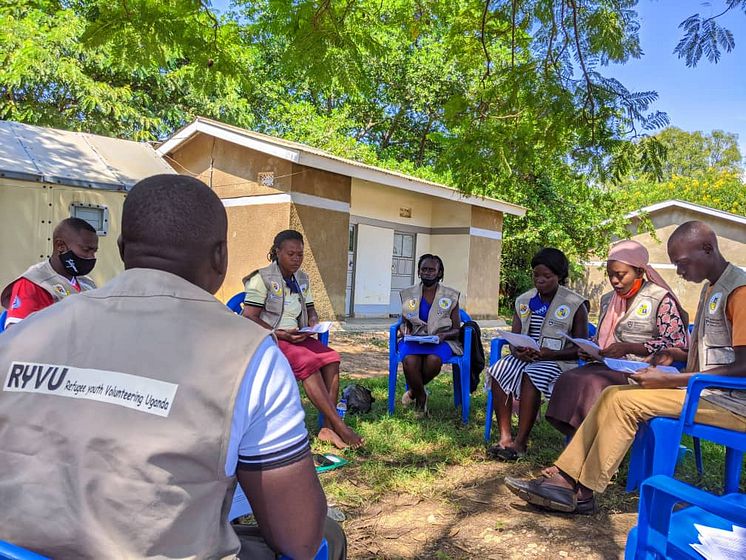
[4,362,178,417]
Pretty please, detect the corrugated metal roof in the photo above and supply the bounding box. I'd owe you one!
[0,120,174,191]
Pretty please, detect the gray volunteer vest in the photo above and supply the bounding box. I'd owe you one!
[687,263,746,372]
[1,259,96,309]
[400,282,463,355]
[0,268,269,559]
[597,280,684,347]
[514,285,587,372]
[243,261,310,329]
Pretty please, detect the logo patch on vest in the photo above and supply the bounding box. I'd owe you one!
[438,297,452,310]
[52,284,68,298]
[4,362,178,418]
[408,298,417,310]
[11,296,21,309]
[709,292,723,314]
[554,305,570,320]
[634,300,652,318]
[518,303,530,318]
[300,283,308,295]
[270,281,282,296]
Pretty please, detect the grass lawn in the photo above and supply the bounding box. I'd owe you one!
[298,366,741,558]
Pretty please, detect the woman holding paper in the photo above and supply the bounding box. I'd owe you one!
[487,248,589,461]
[546,239,689,438]
[242,229,363,449]
[399,254,462,417]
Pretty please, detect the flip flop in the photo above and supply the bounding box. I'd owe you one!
[313,453,349,473]
[414,393,429,419]
[489,446,525,462]
[401,390,414,407]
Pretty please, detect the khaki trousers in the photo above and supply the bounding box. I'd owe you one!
[554,385,746,493]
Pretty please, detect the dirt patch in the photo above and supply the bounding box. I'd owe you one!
[335,331,392,379]
[343,462,636,560]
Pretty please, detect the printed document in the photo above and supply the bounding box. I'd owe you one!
[690,523,746,559]
[561,334,603,361]
[403,335,440,344]
[299,321,332,334]
[603,358,678,375]
[495,330,541,351]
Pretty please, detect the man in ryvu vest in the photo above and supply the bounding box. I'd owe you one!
[504,221,746,514]
[1,217,98,328]
[0,175,344,560]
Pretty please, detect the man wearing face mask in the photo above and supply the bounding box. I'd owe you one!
[1,217,98,328]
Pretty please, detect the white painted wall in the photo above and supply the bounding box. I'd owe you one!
[430,234,471,295]
[351,178,433,226]
[415,233,431,262]
[354,224,394,312]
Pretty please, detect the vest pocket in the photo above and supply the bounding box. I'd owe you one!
[541,337,563,351]
[706,346,735,367]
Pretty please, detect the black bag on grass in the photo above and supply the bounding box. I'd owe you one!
[342,384,374,414]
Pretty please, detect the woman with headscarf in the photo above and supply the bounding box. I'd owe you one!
[545,239,689,438]
[487,248,589,461]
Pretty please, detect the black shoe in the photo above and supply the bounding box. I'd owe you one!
[574,496,597,515]
[504,476,577,513]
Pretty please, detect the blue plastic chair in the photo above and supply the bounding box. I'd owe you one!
[279,539,329,560]
[230,485,329,560]
[0,541,49,560]
[625,475,746,559]
[388,309,474,424]
[483,323,597,443]
[627,374,746,494]
[0,310,6,333]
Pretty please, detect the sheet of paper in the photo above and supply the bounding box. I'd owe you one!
[690,523,746,560]
[560,333,603,361]
[603,358,678,375]
[229,485,252,521]
[403,335,440,344]
[495,330,541,351]
[299,321,332,334]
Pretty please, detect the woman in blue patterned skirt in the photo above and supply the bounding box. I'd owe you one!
[487,248,589,460]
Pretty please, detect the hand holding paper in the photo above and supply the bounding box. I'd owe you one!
[299,321,332,334]
[496,330,540,351]
[560,333,602,361]
[403,335,440,344]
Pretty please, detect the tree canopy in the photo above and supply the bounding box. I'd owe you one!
[1,0,743,304]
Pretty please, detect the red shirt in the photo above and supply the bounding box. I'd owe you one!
[4,277,80,327]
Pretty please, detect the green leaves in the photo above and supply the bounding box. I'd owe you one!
[4,1,741,307]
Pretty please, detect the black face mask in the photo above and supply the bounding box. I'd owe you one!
[59,250,96,277]
[421,277,439,288]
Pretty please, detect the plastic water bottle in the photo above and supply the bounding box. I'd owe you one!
[336,398,347,419]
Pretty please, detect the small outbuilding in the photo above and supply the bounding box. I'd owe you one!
[579,199,746,317]
[0,120,175,292]
[158,117,526,319]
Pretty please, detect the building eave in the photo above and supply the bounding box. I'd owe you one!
[157,118,527,217]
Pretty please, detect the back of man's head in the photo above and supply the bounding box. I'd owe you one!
[668,220,726,284]
[119,175,228,294]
